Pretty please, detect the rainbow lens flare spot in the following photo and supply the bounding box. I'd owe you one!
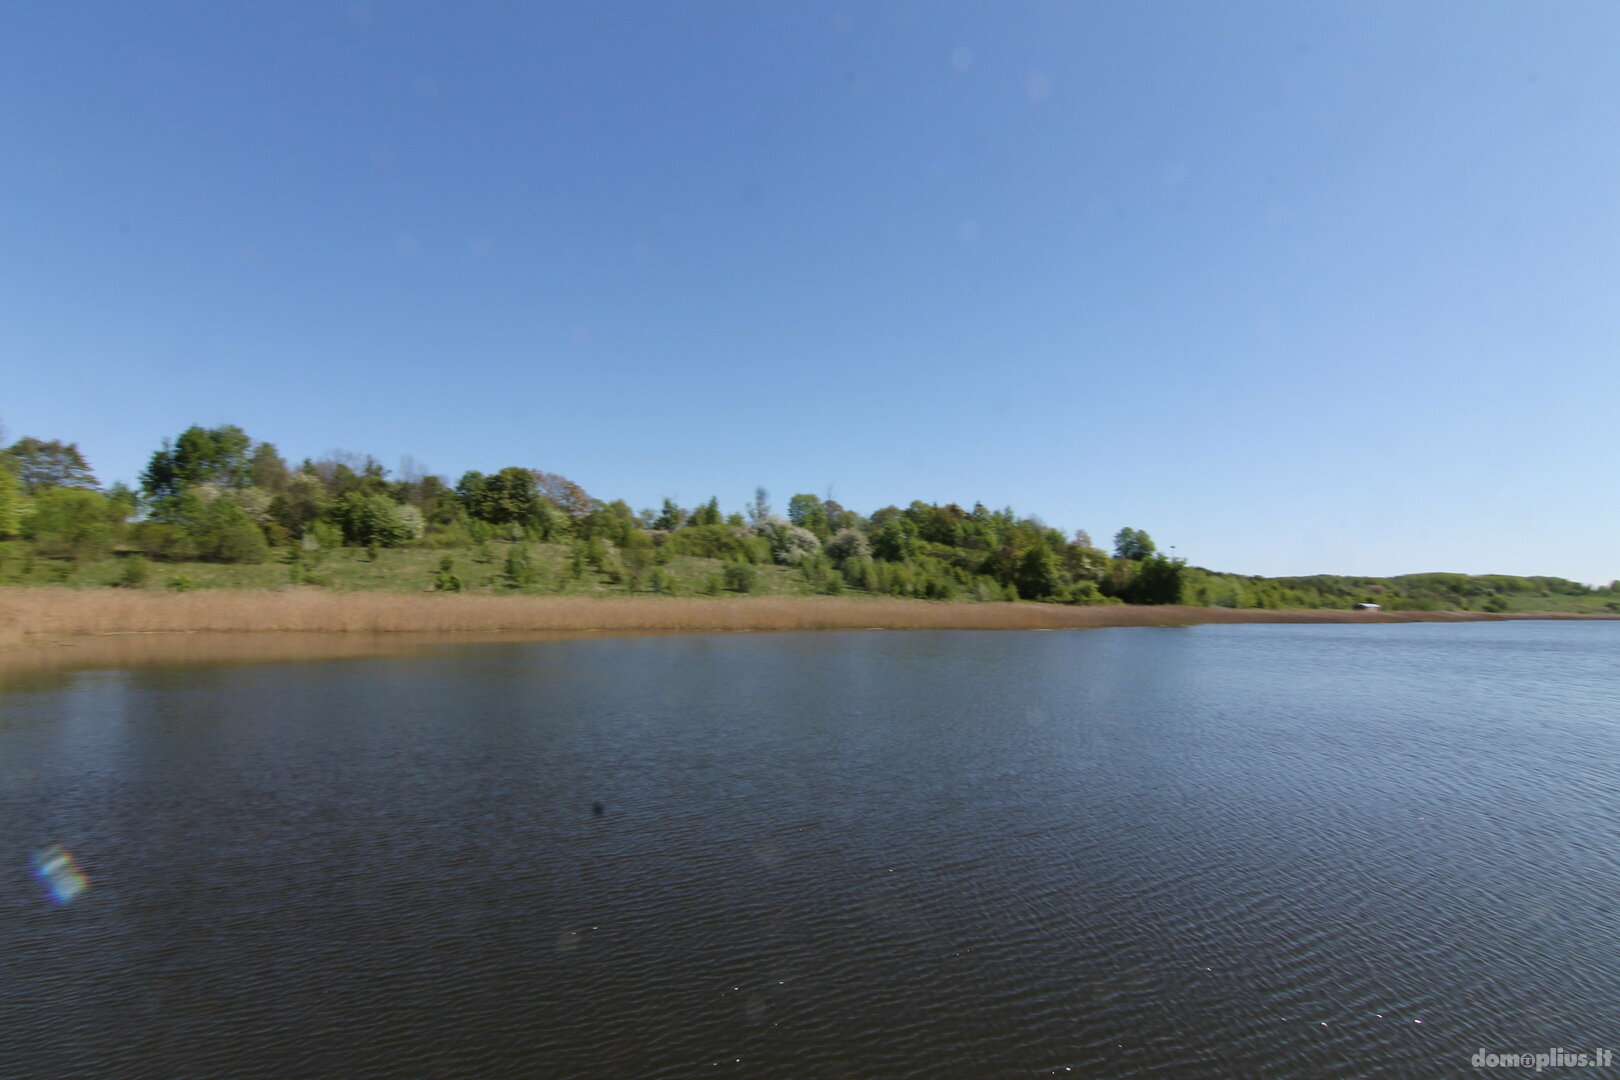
[33,845,89,905]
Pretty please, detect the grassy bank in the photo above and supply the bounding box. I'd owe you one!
[5,586,1595,649]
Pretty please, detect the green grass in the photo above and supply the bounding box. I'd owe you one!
[2,539,1614,614]
[0,541,825,599]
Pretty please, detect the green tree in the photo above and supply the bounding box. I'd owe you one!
[5,437,99,493]
[141,425,253,501]
[653,497,686,531]
[248,442,290,492]
[621,530,656,587]
[119,555,152,588]
[1113,527,1157,560]
[787,494,828,538]
[871,517,920,562]
[331,492,416,547]
[688,497,722,527]
[432,555,462,592]
[502,544,542,589]
[468,467,540,525]
[1013,542,1063,599]
[267,472,329,538]
[825,527,871,565]
[24,488,121,560]
[0,456,23,539]
[1119,554,1185,605]
[723,562,758,593]
[205,500,272,564]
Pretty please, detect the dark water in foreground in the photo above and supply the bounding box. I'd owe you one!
[2,623,1618,1079]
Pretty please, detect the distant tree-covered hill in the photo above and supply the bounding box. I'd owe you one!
[1,424,1613,613]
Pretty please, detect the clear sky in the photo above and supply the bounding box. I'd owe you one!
[4,2,1616,583]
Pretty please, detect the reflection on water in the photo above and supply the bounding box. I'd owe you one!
[2,623,1617,1078]
[0,629,655,687]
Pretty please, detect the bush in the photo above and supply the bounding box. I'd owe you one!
[133,521,200,561]
[310,520,344,550]
[432,555,461,592]
[118,555,151,588]
[145,494,270,564]
[842,557,879,593]
[825,528,871,564]
[1116,554,1186,605]
[23,487,120,561]
[166,573,196,592]
[332,492,416,548]
[664,523,757,562]
[723,562,758,593]
[212,506,271,564]
[1065,580,1105,605]
[759,518,822,565]
[502,544,542,589]
[424,521,474,549]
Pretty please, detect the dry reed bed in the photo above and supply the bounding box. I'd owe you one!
[0,586,1502,647]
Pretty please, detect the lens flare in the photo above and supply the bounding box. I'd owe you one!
[33,845,89,905]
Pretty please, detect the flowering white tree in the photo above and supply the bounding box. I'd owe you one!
[758,516,822,565]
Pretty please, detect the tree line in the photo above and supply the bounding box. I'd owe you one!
[1,423,1612,610]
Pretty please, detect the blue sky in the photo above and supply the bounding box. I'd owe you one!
[4,2,1616,582]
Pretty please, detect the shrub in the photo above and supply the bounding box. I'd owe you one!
[1065,580,1105,605]
[723,562,758,593]
[842,557,878,593]
[664,523,756,561]
[211,504,272,564]
[118,555,151,588]
[332,492,416,548]
[310,520,344,550]
[825,528,871,564]
[23,487,120,561]
[133,521,200,561]
[166,573,197,592]
[425,521,474,549]
[502,544,543,589]
[759,517,822,565]
[432,555,461,592]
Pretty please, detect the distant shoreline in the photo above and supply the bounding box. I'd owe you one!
[3,588,1613,668]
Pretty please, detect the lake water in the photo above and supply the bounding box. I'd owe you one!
[3,623,1618,1078]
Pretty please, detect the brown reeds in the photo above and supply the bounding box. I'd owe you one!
[0,586,1512,648]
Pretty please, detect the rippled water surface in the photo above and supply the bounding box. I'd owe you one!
[3,623,1618,1078]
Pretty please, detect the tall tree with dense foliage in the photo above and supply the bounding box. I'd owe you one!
[1113,527,1157,560]
[530,471,591,524]
[1116,554,1185,605]
[5,437,99,493]
[469,467,540,525]
[332,492,418,547]
[141,425,254,501]
[787,494,828,538]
